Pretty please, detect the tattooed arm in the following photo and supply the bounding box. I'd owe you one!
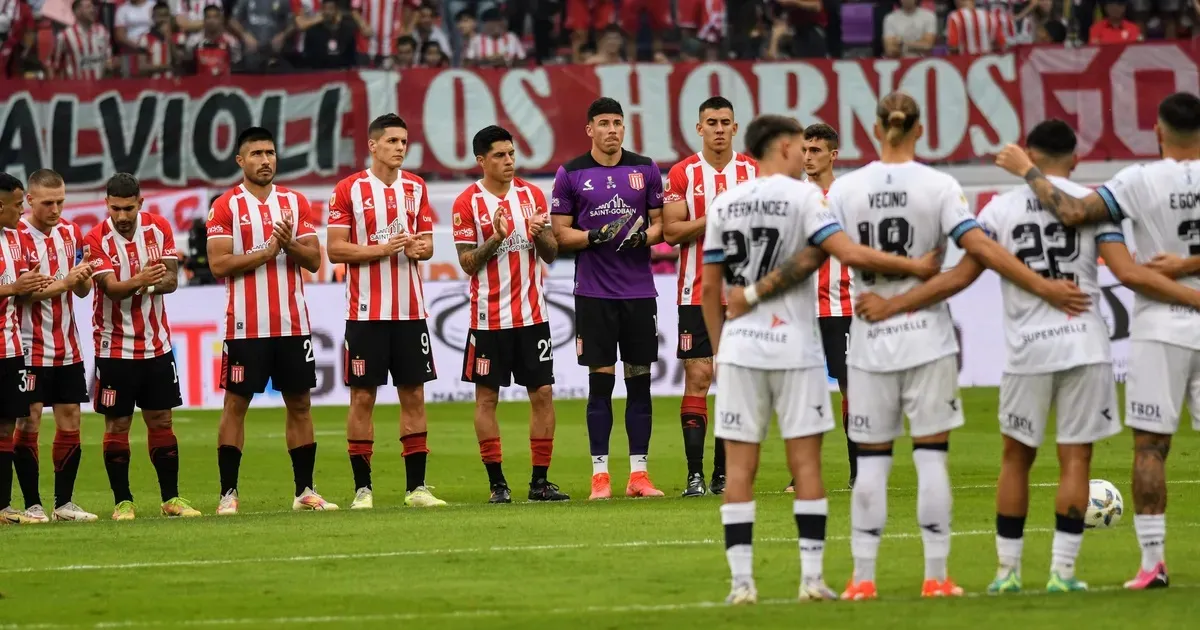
[725,246,829,319]
[995,144,1115,227]
[455,236,505,276]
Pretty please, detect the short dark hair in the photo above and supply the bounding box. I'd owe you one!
[698,96,734,117]
[203,3,222,16]
[744,115,804,160]
[368,114,408,140]
[418,0,437,14]
[1159,92,1200,135]
[237,127,274,152]
[480,7,502,22]
[587,97,623,123]
[1025,119,1076,157]
[599,23,623,38]
[152,1,170,11]
[396,34,417,50]
[472,125,514,158]
[72,0,86,12]
[27,169,64,189]
[455,8,475,22]
[1043,20,1067,43]
[0,173,24,195]
[106,173,141,199]
[803,123,839,150]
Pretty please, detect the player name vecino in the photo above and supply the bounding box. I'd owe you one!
[1168,191,1200,210]
[866,317,929,339]
[1020,322,1088,346]
[867,191,908,209]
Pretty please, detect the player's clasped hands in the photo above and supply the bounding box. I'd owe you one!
[381,232,411,257]
[134,262,169,288]
[271,217,294,254]
[492,209,511,239]
[1043,278,1091,316]
[12,270,53,295]
[529,213,550,238]
[405,236,431,259]
[66,263,93,289]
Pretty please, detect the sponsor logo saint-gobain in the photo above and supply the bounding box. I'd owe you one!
[427,281,577,349]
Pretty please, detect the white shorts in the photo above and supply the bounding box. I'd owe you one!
[999,363,1120,448]
[713,365,835,443]
[847,355,964,443]
[1125,340,1200,435]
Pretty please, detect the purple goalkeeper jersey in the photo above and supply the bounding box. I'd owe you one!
[550,150,664,299]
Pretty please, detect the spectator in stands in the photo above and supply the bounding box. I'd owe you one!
[1039,16,1067,42]
[618,0,670,61]
[882,0,936,57]
[52,0,113,79]
[1131,0,1178,39]
[945,0,1006,55]
[564,0,611,63]
[409,1,450,61]
[503,0,556,64]
[584,23,623,64]
[6,15,46,79]
[229,0,296,71]
[985,0,1017,46]
[114,0,157,52]
[650,241,678,275]
[184,3,241,74]
[774,0,829,58]
[1010,0,1054,44]
[172,0,217,34]
[419,38,446,66]
[678,0,727,49]
[464,7,524,66]
[136,1,180,77]
[303,0,358,67]
[389,32,416,66]
[1089,0,1142,43]
[452,7,475,64]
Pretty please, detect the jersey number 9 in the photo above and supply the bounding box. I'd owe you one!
[722,227,781,287]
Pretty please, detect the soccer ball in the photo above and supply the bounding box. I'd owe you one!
[1085,479,1124,529]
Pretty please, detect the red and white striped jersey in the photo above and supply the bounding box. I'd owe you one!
[945,7,1006,55]
[83,213,178,360]
[451,178,549,330]
[814,187,853,317]
[329,169,435,321]
[664,152,757,306]
[136,30,180,77]
[0,228,32,360]
[351,0,412,58]
[207,185,317,340]
[464,32,526,63]
[987,2,1017,44]
[19,219,86,367]
[171,0,218,24]
[291,0,321,51]
[0,0,20,36]
[52,22,112,80]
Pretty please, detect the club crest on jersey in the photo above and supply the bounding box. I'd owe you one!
[230,365,245,383]
[679,334,693,352]
[520,203,535,218]
[475,358,491,376]
[22,371,35,392]
[453,213,463,227]
[351,359,366,377]
[629,173,645,190]
[7,243,19,262]
[404,195,417,214]
[146,244,161,263]
[100,388,117,408]
[716,183,726,194]
[576,336,583,357]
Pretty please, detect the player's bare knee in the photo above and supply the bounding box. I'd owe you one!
[142,410,172,430]
[397,385,425,411]
[683,358,713,392]
[1001,436,1037,470]
[0,420,15,440]
[282,391,312,417]
[104,417,133,434]
[16,414,41,433]
[52,404,81,431]
[223,391,253,417]
[349,387,377,411]
[1055,443,1092,471]
[475,385,500,411]
[527,384,553,409]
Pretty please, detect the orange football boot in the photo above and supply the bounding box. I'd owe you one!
[921,578,964,598]
[626,471,665,497]
[841,579,878,601]
[589,473,612,500]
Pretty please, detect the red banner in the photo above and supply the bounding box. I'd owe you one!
[0,72,368,190]
[393,41,1200,177]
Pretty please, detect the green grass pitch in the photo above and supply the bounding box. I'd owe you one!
[4,387,1200,629]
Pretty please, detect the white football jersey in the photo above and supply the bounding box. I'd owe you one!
[702,174,839,370]
[1099,159,1200,351]
[831,161,979,372]
[977,176,1122,374]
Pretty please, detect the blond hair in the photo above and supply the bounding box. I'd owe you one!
[877,92,920,145]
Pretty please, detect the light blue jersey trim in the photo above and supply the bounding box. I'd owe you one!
[809,224,842,246]
[1096,186,1124,222]
[703,249,725,264]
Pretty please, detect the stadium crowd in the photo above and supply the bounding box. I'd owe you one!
[0,0,1196,79]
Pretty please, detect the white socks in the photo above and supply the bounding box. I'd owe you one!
[592,455,608,475]
[794,498,828,583]
[630,454,648,473]
[1051,530,1083,579]
[1135,514,1166,572]
[721,501,756,586]
[996,535,1024,577]
[913,448,952,581]
[850,454,893,582]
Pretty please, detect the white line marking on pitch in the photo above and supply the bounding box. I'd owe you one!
[3,583,1198,629]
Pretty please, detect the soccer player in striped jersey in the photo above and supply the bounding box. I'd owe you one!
[208,127,334,515]
[452,125,569,504]
[12,169,97,523]
[663,95,756,497]
[328,114,446,509]
[83,173,200,521]
[995,92,1200,591]
[0,173,53,525]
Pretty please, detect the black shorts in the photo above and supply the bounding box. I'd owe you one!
[574,296,659,367]
[221,335,317,397]
[0,356,33,419]
[677,305,718,359]
[819,315,850,392]
[92,352,183,418]
[343,320,436,388]
[27,362,89,406]
[462,323,555,389]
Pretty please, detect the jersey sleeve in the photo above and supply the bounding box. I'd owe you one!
[295,194,318,238]
[17,231,35,273]
[646,166,665,210]
[701,201,725,264]
[156,216,179,260]
[415,187,435,235]
[83,230,113,277]
[327,178,353,228]
[550,166,574,217]
[1093,220,1125,244]
[974,200,1000,241]
[803,186,843,246]
[664,163,687,205]
[939,180,980,245]
[1096,164,1145,223]
[451,191,478,244]
[206,193,234,239]
[70,222,85,265]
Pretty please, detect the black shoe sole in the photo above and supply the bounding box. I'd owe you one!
[528,494,570,502]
